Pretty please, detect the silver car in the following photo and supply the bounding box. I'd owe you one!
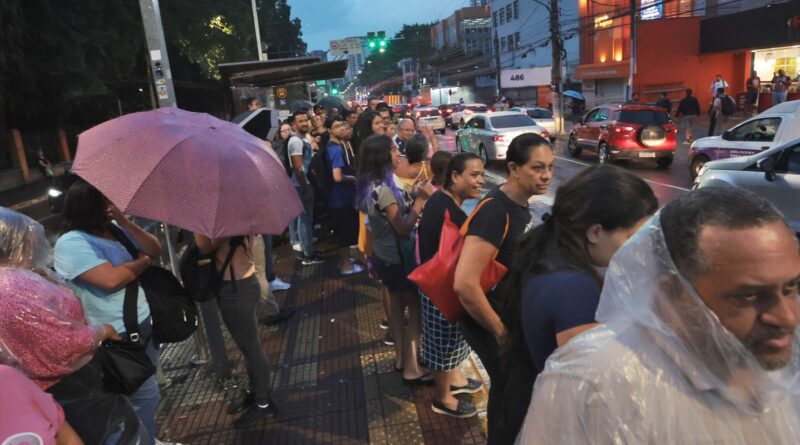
[414,106,447,134]
[509,107,557,141]
[694,137,800,236]
[455,112,549,163]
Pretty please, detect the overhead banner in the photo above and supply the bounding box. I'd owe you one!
[500,67,552,89]
[329,38,362,57]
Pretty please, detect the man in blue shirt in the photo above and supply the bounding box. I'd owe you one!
[325,118,361,275]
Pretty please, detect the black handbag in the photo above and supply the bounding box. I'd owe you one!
[96,276,156,395]
[107,224,199,344]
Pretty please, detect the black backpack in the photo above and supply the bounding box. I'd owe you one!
[179,235,245,303]
[307,141,333,202]
[107,224,198,344]
[721,95,736,116]
[276,138,295,177]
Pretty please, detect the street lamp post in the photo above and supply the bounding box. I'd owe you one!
[251,0,267,61]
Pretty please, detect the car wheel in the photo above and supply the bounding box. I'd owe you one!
[689,155,708,177]
[656,156,674,169]
[567,135,582,158]
[478,144,489,164]
[598,143,610,164]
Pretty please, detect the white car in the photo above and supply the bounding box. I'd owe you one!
[688,100,800,177]
[509,107,557,141]
[414,106,446,134]
[451,103,489,129]
[694,137,800,236]
[455,112,550,163]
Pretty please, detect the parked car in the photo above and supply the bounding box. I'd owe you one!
[414,106,446,134]
[455,112,549,163]
[688,100,800,178]
[567,103,677,168]
[509,106,557,141]
[693,137,800,236]
[451,103,489,129]
[438,104,457,126]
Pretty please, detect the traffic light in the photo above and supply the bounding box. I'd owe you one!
[367,32,376,49]
[331,87,339,95]
[366,31,387,52]
[378,31,387,48]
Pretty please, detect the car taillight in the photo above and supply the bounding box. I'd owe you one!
[492,134,505,142]
[663,123,678,133]
[614,126,635,133]
[447,109,452,113]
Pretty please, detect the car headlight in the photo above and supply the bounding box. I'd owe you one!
[48,189,62,198]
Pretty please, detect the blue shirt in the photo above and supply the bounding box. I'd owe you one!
[54,227,150,333]
[326,142,356,208]
[521,270,600,371]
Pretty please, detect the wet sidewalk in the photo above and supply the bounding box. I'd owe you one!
[154,241,488,444]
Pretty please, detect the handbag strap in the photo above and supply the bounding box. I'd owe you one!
[220,236,244,293]
[459,198,510,260]
[106,224,143,342]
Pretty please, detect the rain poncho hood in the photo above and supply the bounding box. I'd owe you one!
[0,207,100,388]
[517,214,800,444]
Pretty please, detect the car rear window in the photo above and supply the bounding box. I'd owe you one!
[527,109,553,119]
[490,114,536,128]
[618,110,670,125]
[467,105,488,112]
[418,108,441,117]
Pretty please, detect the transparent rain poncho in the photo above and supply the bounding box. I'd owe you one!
[517,214,800,444]
[0,207,102,388]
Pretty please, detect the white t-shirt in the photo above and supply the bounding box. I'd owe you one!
[711,79,728,94]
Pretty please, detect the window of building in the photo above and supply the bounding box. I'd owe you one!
[506,5,513,21]
[493,11,498,27]
[508,34,515,52]
[500,9,505,25]
[513,0,519,19]
[500,36,507,53]
[514,32,520,49]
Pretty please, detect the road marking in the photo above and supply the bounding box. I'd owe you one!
[553,155,690,192]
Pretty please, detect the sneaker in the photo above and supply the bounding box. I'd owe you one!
[340,264,364,276]
[233,401,278,429]
[301,254,325,266]
[383,332,395,346]
[450,377,483,395]
[227,391,255,415]
[379,320,389,330]
[431,399,477,418]
[261,306,297,326]
[292,243,302,252]
[269,278,291,291]
[190,354,208,366]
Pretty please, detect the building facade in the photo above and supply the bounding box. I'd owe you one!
[490,0,580,106]
[431,5,493,55]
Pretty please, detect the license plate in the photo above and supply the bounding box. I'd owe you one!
[639,152,656,158]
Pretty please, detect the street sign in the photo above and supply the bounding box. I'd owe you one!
[500,67,551,89]
[316,80,327,86]
[276,87,287,99]
[329,38,362,56]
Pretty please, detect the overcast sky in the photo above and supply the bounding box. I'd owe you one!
[287,0,471,51]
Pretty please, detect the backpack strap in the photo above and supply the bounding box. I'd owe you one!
[459,198,510,260]
[106,224,144,342]
[220,236,245,293]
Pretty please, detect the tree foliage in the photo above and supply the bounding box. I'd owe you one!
[356,23,435,91]
[0,0,306,129]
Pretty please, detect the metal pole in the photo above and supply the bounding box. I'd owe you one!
[628,0,637,101]
[251,0,267,61]
[138,0,176,108]
[138,0,210,360]
[494,29,502,97]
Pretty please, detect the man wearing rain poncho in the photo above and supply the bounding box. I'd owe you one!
[517,187,800,444]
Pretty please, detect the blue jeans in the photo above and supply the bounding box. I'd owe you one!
[122,320,160,445]
[774,91,788,105]
[294,186,315,257]
[288,220,299,246]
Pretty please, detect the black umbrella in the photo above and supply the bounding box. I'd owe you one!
[290,100,313,114]
[316,96,349,113]
[231,108,279,141]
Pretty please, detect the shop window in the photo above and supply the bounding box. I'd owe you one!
[775,57,798,80]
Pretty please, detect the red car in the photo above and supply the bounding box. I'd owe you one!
[567,103,677,168]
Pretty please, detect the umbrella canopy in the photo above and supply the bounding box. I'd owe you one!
[316,96,349,114]
[72,107,302,238]
[290,100,313,113]
[563,90,585,101]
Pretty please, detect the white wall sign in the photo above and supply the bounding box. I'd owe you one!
[329,38,362,56]
[500,67,552,89]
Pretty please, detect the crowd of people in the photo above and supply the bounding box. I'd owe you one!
[1,93,799,445]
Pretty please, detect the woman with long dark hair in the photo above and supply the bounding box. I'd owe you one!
[500,165,658,443]
[453,133,553,445]
[418,153,485,418]
[54,180,163,445]
[356,134,434,382]
[351,110,383,155]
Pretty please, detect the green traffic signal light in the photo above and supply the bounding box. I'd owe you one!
[331,88,338,95]
[368,41,376,48]
[379,39,387,48]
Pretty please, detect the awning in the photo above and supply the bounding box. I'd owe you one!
[218,57,349,88]
[574,60,630,80]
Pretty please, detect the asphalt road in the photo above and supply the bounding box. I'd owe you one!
[435,128,692,222]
